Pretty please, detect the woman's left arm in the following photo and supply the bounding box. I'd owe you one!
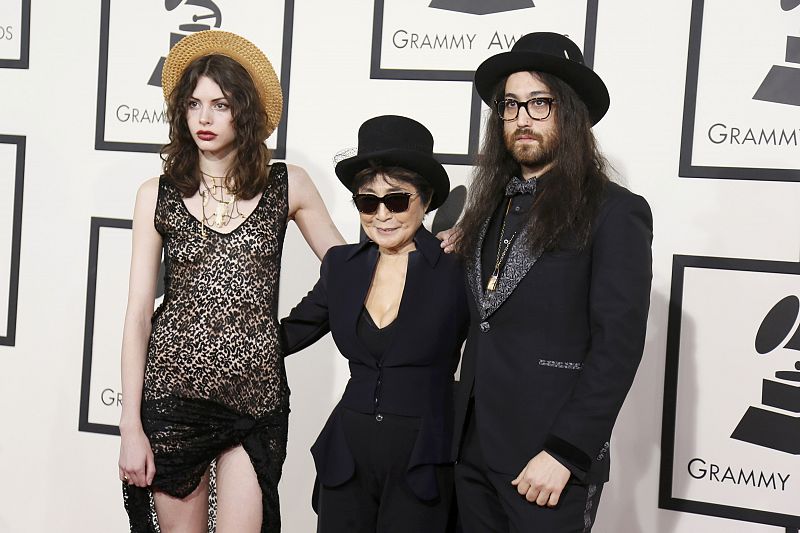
[281,250,334,356]
[287,163,346,259]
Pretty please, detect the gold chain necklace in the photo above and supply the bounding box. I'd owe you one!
[198,173,242,236]
[486,198,516,291]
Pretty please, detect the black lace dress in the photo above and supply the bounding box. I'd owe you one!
[123,163,290,533]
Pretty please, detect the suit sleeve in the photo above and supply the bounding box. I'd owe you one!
[544,192,653,473]
[280,250,333,356]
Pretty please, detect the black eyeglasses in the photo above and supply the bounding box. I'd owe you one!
[352,192,417,214]
[495,97,556,121]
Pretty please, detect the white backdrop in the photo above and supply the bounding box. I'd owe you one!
[0,1,799,532]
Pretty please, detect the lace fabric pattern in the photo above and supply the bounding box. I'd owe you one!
[124,163,290,533]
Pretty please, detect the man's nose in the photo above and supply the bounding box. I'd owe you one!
[516,104,533,127]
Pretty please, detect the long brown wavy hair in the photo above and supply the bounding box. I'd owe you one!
[161,54,272,200]
[458,72,610,257]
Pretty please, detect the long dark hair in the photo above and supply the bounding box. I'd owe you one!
[161,54,272,200]
[458,72,610,257]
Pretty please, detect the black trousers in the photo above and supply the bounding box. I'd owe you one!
[454,405,603,533]
[316,408,454,533]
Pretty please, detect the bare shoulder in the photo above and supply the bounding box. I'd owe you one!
[137,176,160,201]
[133,177,161,218]
[286,164,321,208]
[285,163,312,188]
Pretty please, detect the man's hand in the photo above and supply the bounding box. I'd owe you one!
[435,227,462,254]
[511,451,571,507]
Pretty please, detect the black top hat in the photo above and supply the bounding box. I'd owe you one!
[474,32,610,125]
[335,115,450,212]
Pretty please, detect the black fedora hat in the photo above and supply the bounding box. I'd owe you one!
[474,32,609,125]
[335,115,450,212]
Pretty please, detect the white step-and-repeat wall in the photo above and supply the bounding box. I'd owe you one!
[1,1,799,532]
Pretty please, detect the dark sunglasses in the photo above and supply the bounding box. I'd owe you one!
[352,192,417,214]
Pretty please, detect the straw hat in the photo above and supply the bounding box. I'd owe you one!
[161,30,283,137]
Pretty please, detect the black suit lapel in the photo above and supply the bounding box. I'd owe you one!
[344,246,380,366]
[467,218,489,319]
[480,232,541,319]
[469,217,542,321]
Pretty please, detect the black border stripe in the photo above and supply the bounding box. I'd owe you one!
[275,0,295,160]
[583,0,599,67]
[0,135,25,346]
[94,0,112,154]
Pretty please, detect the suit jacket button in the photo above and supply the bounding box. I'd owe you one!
[480,321,490,332]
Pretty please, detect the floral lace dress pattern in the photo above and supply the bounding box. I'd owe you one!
[124,163,290,533]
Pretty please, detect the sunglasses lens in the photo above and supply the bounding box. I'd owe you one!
[354,195,380,214]
[354,193,412,214]
[383,194,411,213]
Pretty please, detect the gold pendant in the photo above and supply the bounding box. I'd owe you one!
[214,202,226,227]
[486,275,498,291]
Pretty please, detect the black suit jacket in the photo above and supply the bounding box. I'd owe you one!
[453,182,653,484]
[282,227,469,501]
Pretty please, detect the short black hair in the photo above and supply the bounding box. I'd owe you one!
[352,161,434,208]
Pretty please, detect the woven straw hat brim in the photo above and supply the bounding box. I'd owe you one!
[162,30,283,138]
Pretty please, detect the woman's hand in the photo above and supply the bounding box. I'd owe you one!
[118,426,156,488]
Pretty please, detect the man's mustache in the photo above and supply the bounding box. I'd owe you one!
[513,129,543,142]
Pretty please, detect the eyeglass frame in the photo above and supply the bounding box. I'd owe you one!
[352,191,419,214]
[494,97,557,121]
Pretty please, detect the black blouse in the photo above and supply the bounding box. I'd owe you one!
[358,307,396,360]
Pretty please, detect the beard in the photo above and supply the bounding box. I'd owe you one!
[504,127,558,169]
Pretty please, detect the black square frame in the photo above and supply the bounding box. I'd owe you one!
[369,0,599,165]
[0,134,25,347]
[659,254,800,531]
[94,0,295,157]
[0,0,30,69]
[78,217,131,436]
[679,0,800,182]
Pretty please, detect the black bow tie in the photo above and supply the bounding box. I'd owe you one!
[505,176,537,196]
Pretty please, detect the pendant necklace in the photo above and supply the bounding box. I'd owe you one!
[198,172,242,236]
[486,198,516,292]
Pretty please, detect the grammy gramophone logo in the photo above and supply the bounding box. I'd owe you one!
[148,0,223,87]
[731,295,800,454]
[754,0,800,106]
[428,0,534,15]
